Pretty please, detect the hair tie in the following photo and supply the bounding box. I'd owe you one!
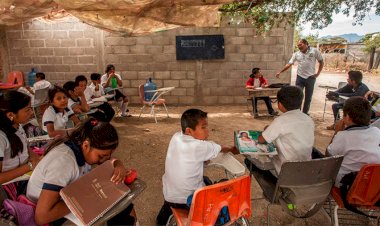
[90,119,98,126]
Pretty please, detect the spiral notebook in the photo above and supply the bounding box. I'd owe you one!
[60,160,131,226]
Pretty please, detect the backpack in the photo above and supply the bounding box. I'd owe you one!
[2,199,37,226]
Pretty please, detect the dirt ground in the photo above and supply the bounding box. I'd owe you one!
[111,70,380,226]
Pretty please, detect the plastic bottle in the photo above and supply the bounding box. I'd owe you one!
[28,68,36,86]
[144,78,157,101]
[111,77,117,89]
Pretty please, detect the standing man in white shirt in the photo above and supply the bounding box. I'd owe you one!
[276,39,324,115]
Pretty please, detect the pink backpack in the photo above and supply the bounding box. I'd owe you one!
[2,199,37,226]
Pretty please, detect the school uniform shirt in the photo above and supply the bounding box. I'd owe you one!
[0,125,29,172]
[88,83,105,98]
[289,47,323,79]
[83,86,93,102]
[42,106,75,133]
[327,125,380,187]
[101,73,122,88]
[162,132,221,204]
[27,141,91,203]
[33,80,52,91]
[262,109,314,173]
[68,97,81,109]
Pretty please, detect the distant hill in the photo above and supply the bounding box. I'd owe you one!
[322,33,364,43]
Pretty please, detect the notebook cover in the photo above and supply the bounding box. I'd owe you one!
[234,130,277,155]
[60,160,130,225]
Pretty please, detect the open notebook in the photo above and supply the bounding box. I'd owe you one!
[60,160,130,226]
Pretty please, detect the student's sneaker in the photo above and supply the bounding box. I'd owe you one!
[269,111,279,116]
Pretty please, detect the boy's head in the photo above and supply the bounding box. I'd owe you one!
[343,96,371,126]
[91,73,101,83]
[250,67,261,78]
[105,64,115,74]
[181,109,209,140]
[75,75,88,91]
[63,81,79,98]
[35,72,45,81]
[347,70,363,87]
[277,86,303,112]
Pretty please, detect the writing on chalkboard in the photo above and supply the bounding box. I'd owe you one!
[176,35,224,60]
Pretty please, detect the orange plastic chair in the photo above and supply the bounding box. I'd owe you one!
[327,164,380,225]
[6,71,24,89]
[171,175,251,226]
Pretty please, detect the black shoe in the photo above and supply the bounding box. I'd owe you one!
[269,111,278,116]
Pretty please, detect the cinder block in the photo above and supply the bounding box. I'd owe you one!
[178,96,194,104]
[33,57,47,64]
[47,57,63,64]
[163,45,175,54]
[131,79,147,87]
[218,96,234,104]
[262,37,278,45]
[12,40,29,49]
[138,71,152,80]
[171,71,187,80]
[152,36,170,45]
[104,37,136,46]
[132,54,153,62]
[45,39,60,47]
[70,64,97,72]
[171,88,186,96]
[204,79,218,87]
[237,45,252,53]
[237,28,255,36]
[119,55,137,63]
[222,28,236,36]
[167,63,181,70]
[149,63,168,71]
[76,38,92,47]
[146,46,163,54]
[69,31,83,39]
[40,65,56,72]
[225,45,237,53]
[136,37,153,45]
[53,31,68,39]
[234,96,247,104]
[29,40,44,47]
[54,48,69,56]
[253,45,269,54]
[38,48,54,56]
[269,28,285,37]
[54,65,71,72]
[9,49,22,56]
[17,57,32,64]
[227,53,244,62]
[154,54,174,62]
[60,39,75,47]
[125,71,138,80]
[84,48,97,55]
[268,45,284,54]
[69,48,84,56]
[236,62,257,70]
[164,80,179,87]
[228,37,245,45]
[202,96,218,105]
[228,71,246,79]
[6,31,22,39]
[218,79,237,87]
[113,46,130,54]
[22,31,39,39]
[78,56,94,64]
[126,63,148,71]
[23,48,39,56]
[246,54,262,62]
[187,71,195,79]
[63,57,78,64]
[186,88,195,96]
[262,54,276,61]
[165,96,179,104]
[180,80,195,88]
[154,71,170,79]
[129,45,146,54]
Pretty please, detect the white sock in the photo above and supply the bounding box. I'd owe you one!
[121,102,128,116]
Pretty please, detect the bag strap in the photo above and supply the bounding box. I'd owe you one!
[340,172,377,218]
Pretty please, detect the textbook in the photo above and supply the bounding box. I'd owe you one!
[60,160,131,226]
[234,130,277,156]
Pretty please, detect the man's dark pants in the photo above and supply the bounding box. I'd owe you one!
[252,97,275,114]
[296,75,316,114]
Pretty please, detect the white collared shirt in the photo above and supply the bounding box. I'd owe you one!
[262,109,314,173]
[162,132,221,204]
[33,80,52,91]
[42,106,74,133]
[88,83,105,98]
[289,47,323,79]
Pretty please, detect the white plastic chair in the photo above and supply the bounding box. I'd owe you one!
[31,87,50,120]
[138,84,169,123]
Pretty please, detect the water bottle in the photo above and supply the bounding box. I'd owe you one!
[28,68,36,86]
[111,77,117,89]
[144,78,157,101]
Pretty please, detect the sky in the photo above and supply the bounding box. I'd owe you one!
[301,11,380,37]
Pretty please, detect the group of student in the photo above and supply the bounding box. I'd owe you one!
[0,65,137,225]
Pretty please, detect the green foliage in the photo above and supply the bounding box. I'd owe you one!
[363,33,380,52]
[220,0,380,34]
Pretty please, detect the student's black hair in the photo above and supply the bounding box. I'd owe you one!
[343,96,371,126]
[299,39,309,46]
[44,118,119,156]
[91,73,101,81]
[249,68,260,78]
[75,75,88,85]
[348,70,363,84]
[36,72,45,80]
[63,81,77,92]
[181,109,207,133]
[48,85,67,103]
[277,85,303,111]
[0,91,31,158]
[105,64,115,74]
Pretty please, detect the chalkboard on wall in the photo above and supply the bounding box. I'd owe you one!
[176,35,224,60]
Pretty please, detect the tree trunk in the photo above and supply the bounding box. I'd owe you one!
[368,47,375,70]
[374,52,380,69]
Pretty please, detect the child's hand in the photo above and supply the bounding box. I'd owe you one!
[111,160,128,184]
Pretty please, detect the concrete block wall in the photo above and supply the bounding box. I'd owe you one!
[2,16,293,105]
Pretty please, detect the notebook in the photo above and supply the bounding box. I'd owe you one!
[234,130,277,156]
[60,160,131,226]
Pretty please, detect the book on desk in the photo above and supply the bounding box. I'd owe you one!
[60,160,131,226]
[234,130,277,156]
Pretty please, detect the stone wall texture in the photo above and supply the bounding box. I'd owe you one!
[2,16,293,105]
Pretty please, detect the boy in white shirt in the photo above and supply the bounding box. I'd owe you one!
[89,73,105,98]
[327,96,380,187]
[244,86,314,198]
[25,72,52,94]
[156,109,237,225]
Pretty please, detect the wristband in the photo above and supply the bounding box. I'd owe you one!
[27,161,33,171]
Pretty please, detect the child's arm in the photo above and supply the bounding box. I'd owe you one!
[69,114,80,125]
[35,189,70,225]
[221,146,240,154]
[0,162,32,184]
[45,123,66,138]
[110,158,128,184]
